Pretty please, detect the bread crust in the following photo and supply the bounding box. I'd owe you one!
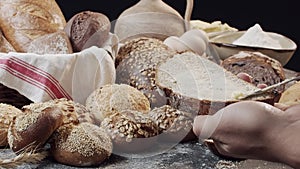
[0,0,66,52]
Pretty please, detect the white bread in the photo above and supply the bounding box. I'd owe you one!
[0,103,23,147]
[279,81,300,106]
[85,84,151,125]
[0,0,67,53]
[156,52,276,115]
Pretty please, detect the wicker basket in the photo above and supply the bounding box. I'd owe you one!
[0,83,32,109]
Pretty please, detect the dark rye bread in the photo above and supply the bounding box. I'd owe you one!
[156,52,277,115]
[221,51,286,96]
[116,37,177,108]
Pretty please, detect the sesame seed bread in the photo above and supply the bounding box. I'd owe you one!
[279,81,300,106]
[100,110,158,154]
[116,37,177,108]
[0,103,23,147]
[85,84,151,125]
[156,52,277,115]
[50,122,112,167]
[149,105,195,143]
[7,106,64,152]
[221,51,286,95]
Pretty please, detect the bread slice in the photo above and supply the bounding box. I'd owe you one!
[279,81,300,106]
[156,52,276,115]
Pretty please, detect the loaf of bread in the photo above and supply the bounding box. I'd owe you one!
[116,37,177,108]
[7,106,64,152]
[0,0,68,53]
[0,29,16,53]
[279,81,300,106]
[0,103,23,147]
[221,51,286,95]
[156,52,277,115]
[149,105,195,143]
[64,11,111,52]
[100,110,158,154]
[50,122,112,167]
[22,98,95,125]
[85,84,151,125]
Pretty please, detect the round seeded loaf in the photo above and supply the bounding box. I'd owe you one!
[50,122,112,167]
[115,37,177,108]
[149,105,196,143]
[0,103,23,147]
[85,84,151,125]
[8,107,64,152]
[100,110,158,154]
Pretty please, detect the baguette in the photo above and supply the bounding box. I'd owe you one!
[0,0,67,52]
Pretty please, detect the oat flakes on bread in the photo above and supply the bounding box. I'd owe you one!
[100,110,158,153]
[0,103,23,147]
[86,84,151,125]
[22,98,95,125]
[50,122,112,167]
[8,106,64,152]
[149,105,196,143]
[115,37,177,108]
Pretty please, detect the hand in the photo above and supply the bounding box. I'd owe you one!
[193,101,300,168]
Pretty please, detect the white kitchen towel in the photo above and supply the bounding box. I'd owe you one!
[0,46,116,105]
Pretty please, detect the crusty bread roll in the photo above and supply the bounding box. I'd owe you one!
[0,29,16,53]
[7,106,64,152]
[86,84,151,125]
[22,98,95,125]
[149,105,195,143]
[26,30,73,54]
[0,103,23,147]
[101,110,158,153]
[0,0,67,53]
[279,81,300,106]
[221,51,286,95]
[64,11,111,52]
[116,37,177,108]
[50,122,112,167]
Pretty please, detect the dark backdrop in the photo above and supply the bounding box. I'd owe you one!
[56,0,299,72]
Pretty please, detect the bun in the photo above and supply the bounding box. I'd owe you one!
[22,98,95,125]
[0,30,16,53]
[50,122,112,167]
[86,84,151,125]
[100,110,158,153]
[0,0,67,52]
[279,81,300,106]
[64,11,111,52]
[156,52,277,115]
[221,51,286,95]
[116,37,177,108]
[26,30,73,54]
[0,103,23,147]
[149,105,195,142]
[7,106,64,152]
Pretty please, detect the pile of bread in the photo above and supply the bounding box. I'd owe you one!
[0,0,300,168]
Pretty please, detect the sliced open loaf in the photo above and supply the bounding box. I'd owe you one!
[156,52,276,115]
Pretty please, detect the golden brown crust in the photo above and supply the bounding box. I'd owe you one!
[51,122,112,167]
[0,30,16,53]
[8,106,64,152]
[0,0,66,52]
[0,103,23,147]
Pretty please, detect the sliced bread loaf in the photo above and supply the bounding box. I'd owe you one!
[156,52,277,115]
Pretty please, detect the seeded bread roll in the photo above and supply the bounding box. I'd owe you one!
[116,37,177,108]
[8,107,64,152]
[0,0,67,53]
[64,11,111,52]
[22,98,95,125]
[221,51,286,95]
[149,105,196,143]
[0,103,23,147]
[86,84,151,125]
[101,110,159,153]
[51,122,112,167]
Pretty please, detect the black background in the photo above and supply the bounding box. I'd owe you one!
[56,0,299,72]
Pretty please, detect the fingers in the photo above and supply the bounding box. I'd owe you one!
[274,103,290,111]
[193,113,224,139]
